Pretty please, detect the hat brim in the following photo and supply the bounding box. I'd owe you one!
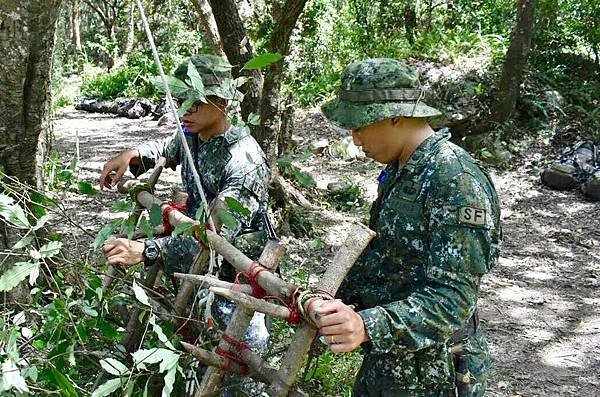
[321,98,442,130]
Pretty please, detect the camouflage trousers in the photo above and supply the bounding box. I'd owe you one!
[353,361,487,397]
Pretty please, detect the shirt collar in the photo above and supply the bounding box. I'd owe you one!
[403,128,451,173]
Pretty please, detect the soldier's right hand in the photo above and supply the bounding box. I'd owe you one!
[99,149,139,190]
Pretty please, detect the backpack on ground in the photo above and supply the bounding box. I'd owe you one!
[541,141,597,190]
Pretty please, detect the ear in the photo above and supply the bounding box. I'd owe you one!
[391,117,404,126]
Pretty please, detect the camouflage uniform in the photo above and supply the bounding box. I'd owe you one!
[131,55,271,396]
[323,59,502,397]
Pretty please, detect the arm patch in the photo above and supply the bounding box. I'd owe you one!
[458,206,486,226]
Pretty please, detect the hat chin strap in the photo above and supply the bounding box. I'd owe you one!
[409,89,425,117]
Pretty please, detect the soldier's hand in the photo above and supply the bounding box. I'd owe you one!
[99,149,139,190]
[102,238,144,266]
[314,299,369,353]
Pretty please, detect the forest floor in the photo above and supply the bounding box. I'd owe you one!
[52,107,599,396]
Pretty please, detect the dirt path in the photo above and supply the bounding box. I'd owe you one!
[53,107,600,396]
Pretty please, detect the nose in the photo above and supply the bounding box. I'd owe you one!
[352,130,362,146]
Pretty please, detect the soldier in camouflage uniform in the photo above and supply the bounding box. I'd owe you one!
[315,58,502,397]
[99,55,271,396]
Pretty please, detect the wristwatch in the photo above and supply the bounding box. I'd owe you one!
[143,240,160,267]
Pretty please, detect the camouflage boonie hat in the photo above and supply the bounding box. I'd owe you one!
[173,54,241,100]
[322,58,442,130]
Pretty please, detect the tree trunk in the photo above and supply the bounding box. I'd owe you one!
[71,0,83,52]
[404,3,417,45]
[0,0,62,304]
[191,0,225,57]
[207,0,263,128]
[492,0,536,122]
[254,0,307,162]
[123,0,135,57]
[0,0,63,188]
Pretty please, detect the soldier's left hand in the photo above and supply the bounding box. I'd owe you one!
[102,238,144,266]
[314,299,369,353]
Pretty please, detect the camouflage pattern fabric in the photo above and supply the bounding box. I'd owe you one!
[130,125,271,396]
[130,124,270,273]
[321,58,442,130]
[172,54,243,102]
[337,129,502,396]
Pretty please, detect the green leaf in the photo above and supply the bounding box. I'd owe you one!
[149,204,162,227]
[247,113,260,126]
[33,214,51,231]
[224,197,251,217]
[216,208,239,231]
[39,241,63,258]
[139,216,153,239]
[0,201,31,229]
[92,378,123,397]
[186,61,205,94]
[44,367,79,397]
[242,53,283,70]
[0,261,39,292]
[78,181,98,195]
[132,280,150,306]
[100,358,129,377]
[149,314,174,350]
[209,57,233,72]
[293,168,316,187]
[94,219,122,250]
[177,94,200,117]
[121,216,137,241]
[150,75,190,96]
[110,200,134,213]
[13,235,34,249]
[172,222,195,237]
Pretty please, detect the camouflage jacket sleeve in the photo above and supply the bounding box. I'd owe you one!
[215,160,269,241]
[129,132,181,177]
[359,171,499,354]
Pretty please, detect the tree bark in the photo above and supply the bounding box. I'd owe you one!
[191,0,225,57]
[207,0,263,128]
[71,0,83,52]
[254,0,307,163]
[0,0,63,188]
[491,0,536,122]
[122,0,135,57]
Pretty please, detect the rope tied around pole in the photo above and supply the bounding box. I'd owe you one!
[215,333,251,375]
[234,261,269,299]
[162,201,189,235]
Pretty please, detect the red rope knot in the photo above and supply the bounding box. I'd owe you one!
[162,201,188,235]
[234,261,269,299]
[215,346,249,375]
[221,333,250,353]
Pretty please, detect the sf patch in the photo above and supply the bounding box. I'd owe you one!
[458,206,486,226]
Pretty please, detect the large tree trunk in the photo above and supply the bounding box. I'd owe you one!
[123,0,135,57]
[0,0,63,188]
[191,0,225,57]
[207,0,263,129]
[492,0,536,122]
[71,0,83,52]
[254,0,307,162]
[0,0,62,304]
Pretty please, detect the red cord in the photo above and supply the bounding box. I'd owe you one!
[162,201,188,235]
[234,261,268,298]
[215,346,249,375]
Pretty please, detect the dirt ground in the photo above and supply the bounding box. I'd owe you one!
[53,107,599,396]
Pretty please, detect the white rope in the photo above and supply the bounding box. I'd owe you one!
[135,0,217,273]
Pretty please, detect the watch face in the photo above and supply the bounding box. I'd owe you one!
[145,242,159,260]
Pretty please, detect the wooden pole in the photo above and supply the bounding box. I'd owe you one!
[196,240,285,396]
[266,223,375,397]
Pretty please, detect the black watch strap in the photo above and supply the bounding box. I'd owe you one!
[143,240,160,267]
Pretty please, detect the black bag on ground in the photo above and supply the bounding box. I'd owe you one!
[541,141,597,190]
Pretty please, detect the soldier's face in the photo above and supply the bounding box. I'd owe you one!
[181,100,225,135]
[352,119,404,164]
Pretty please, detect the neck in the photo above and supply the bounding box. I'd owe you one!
[198,117,230,141]
[397,120,434,164]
